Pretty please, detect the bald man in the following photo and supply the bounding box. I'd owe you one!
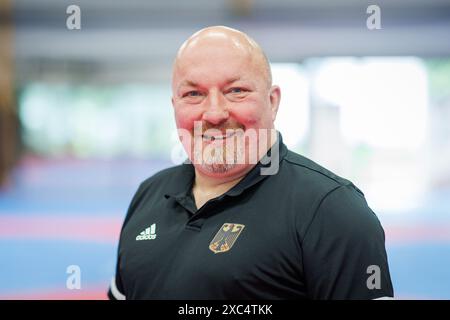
[108,26,394,300]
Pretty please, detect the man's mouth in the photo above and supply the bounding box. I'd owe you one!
[202,131,236,141]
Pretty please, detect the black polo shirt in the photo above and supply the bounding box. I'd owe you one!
[108,133,393,300]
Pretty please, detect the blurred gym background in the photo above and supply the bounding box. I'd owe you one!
[1,0,449,299]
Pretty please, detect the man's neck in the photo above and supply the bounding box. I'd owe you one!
[192,166,254,210]
[191,130,278,208]
[193,165,253,198]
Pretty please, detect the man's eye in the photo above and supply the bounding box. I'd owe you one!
[228,88,245,94]
[184,91,202,97]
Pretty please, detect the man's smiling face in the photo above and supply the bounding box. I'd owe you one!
[171,27,280,179]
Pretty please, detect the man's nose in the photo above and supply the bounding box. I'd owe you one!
[202,90,229,126]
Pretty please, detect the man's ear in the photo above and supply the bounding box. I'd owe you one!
[171,96,175,108]
[269,85,281,122]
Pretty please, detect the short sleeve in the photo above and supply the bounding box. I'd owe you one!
[301,184,394,299]
[107,182,148,300]
[108,256,126,300]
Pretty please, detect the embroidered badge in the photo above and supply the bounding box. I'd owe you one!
[209,223,245,254]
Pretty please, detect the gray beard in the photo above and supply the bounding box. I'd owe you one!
[194,141,245,174]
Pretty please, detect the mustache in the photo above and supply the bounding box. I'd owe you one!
[199,122,245,133]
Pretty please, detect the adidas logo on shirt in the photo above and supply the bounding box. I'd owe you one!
[136,224,157,241]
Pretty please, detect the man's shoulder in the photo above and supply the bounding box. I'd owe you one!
[282,150,360,193]
[281,150,381,246]
[141,163,187,184]
[122,163,192,226]
[139,163,192,193]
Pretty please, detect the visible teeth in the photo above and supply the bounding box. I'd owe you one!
[203,132,234,141]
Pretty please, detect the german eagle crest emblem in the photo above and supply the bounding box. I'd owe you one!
[209,223,245,254]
